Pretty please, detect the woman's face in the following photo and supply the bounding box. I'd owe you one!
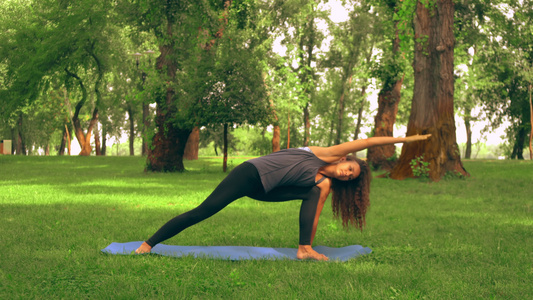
[334,160,360,181]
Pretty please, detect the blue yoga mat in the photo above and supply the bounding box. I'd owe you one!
[101,242,371,261]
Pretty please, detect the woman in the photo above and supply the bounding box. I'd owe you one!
[135,134,430,260]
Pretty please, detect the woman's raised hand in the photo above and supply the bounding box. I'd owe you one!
[404,134,431,143]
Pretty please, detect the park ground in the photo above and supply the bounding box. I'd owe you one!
[0,156,531,299]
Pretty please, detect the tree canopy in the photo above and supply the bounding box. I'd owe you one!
[0,0,530,174]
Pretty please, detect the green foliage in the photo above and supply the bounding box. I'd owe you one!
[392,0,417,54]
[232,126,272,156]
[443,170,466,181]
[191,35,271,128]
[409,155,430,179]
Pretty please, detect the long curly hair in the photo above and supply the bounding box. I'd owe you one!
[331,156,371,231]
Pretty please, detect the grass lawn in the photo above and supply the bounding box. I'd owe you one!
[0,155,531,299]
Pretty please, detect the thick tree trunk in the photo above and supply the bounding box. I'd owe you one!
[74,108,98,156]
[146,110,191,171]
[184,127,199,160]
[390,0,468,180]
[147,48,190,171]
[146,20,191,172]
[223,123,228,172]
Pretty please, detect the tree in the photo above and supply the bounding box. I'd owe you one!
[390,0,469,180]
[474,1,533,159]
[264,0,327,148]
[367,0,411,170]
[1,0,121,156]
[118,0,208,171]
[193,32,271,171]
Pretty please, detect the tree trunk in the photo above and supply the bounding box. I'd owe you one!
[354,85,367,141]
[184,127,199,160]
[366,76,403,170]
[101,123,107,156]
[223,123,228,172]
[94,120,101,156]
[59,124,67,155]
[511,124,526,160]
[74,107,98,156]
[464,113,472,159]
[146,75,191,171]
[335,79,347,145]
[65,69,97,156]
[127,104,135,156]
[367,10,403,171]
[269,97,281,152]
[16,114,26,155]
[146,20,191,172]
[529,84,533,160]
[58,124,71,155]
[142,102,149,156]
[59,134,65,155]
[299,13,315,147]
[272,125,281,152]
[303,103,310,147]
[9,128,15,154]
[390,0,468,180]
[146,112,191,171]
[287,112,291,148]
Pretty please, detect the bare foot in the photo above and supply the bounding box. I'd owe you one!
[135,242,152,254]
[297,245,329,261]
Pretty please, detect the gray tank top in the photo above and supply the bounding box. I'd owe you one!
[247,148,328,193]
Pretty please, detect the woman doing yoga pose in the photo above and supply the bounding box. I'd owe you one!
[135,134,431,260]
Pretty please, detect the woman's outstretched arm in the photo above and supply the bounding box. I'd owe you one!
[310,178,331,245]
[309,134,431,163]
[296,178,331,261]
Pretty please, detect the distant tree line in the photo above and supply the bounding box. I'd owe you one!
[1,0,531,178]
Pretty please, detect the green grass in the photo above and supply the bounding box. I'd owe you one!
[0,156,531,299]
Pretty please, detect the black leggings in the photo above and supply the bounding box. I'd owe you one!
[145,162,321,247]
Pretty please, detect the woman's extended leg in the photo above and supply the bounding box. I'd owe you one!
[138,162,264,253]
